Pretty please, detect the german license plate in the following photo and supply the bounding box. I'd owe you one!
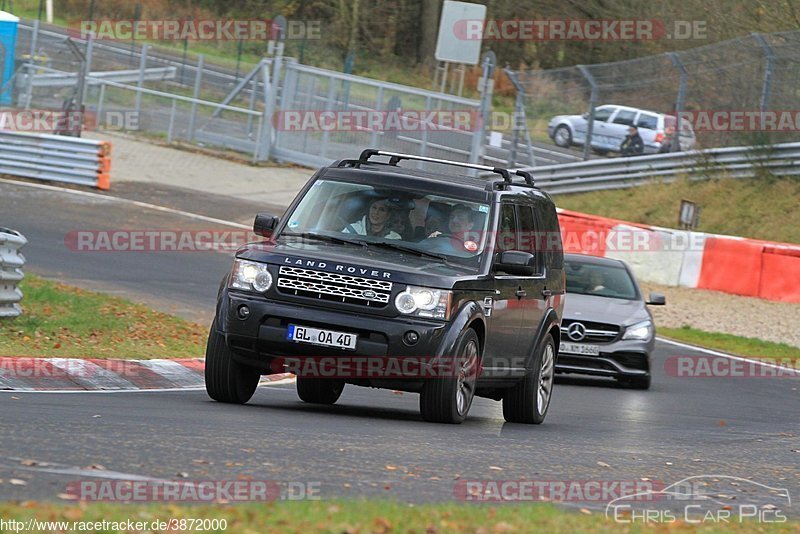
[560,342,600,356]
[287,325,357,350]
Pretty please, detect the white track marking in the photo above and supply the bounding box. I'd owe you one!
[0,178,250,229]
[657,337,799,376]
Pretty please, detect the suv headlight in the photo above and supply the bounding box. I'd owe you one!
[395,286,452,320]
[229,259,273,293]
[622,320,653,341]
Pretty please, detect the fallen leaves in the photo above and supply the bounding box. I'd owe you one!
[9,478,27,486]
[596,461,611,468]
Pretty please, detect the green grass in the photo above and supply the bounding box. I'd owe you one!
[553,176,800,244]
[0,500,795,533]
[660,326,800,365]
[0,275,206,359]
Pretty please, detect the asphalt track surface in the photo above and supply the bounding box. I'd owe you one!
[1,180,798,511]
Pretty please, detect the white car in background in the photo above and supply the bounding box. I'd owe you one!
[548,104,696,155]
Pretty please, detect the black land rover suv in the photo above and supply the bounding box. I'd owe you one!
[205,150,566,424]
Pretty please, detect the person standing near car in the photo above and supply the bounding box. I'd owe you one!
[620,125,644,156]
[658,125,678,153]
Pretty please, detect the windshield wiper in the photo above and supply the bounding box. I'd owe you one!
[364,241,453,263]
[281,232,367,248]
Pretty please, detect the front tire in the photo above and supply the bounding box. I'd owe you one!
[503,334,556,424]
[205,321,260,404]
[553,125,573,147]
[296,377,345,404]
[420,329,481,424]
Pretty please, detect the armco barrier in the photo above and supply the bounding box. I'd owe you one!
[557,209,800,303]
[0,130,111,189]
[0,228,26,318]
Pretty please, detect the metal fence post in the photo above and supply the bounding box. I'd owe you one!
[187,54,204,142]
[167,98,177,143]
[257,60,275,161]
[468,52,495,173]
[134,44,148,118]
[82,32,94,105]
[96,81,105,128]
[23,19,39,110]
[577,65,598,161]
[752,33,775,113]
[667,52,688,153]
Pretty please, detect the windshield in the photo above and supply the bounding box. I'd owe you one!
[278,179,491,271]
[565,258,638,300]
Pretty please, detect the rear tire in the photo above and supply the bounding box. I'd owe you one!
[205,321,260,404]
[420,329,481,424]
[619,375,651,390]
[296,377,345,404]
[503,334,556,424]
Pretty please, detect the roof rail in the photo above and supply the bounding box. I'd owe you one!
[354,149,518,187]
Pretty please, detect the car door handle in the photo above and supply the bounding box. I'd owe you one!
[515,288,527,298]
[542,289,552,297]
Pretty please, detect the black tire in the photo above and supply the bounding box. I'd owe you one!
[296,376,345,404]
[205,321,260,404]
[553,125,573,148]
[619,375,651,390]
[419,329,481,424]
[503,334,556,424]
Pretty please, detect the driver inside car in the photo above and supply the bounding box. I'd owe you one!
[428,204,475,239]
[341,198,402,239]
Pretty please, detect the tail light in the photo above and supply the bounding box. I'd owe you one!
[654,133,665,143]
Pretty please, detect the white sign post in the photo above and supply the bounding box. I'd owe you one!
[434,1,485,95]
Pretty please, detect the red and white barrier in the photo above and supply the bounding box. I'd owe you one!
[557,209,800,303]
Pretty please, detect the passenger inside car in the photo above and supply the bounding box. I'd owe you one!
[341,198,402,239]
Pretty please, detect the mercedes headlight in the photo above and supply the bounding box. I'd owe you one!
[395,286,452,320]
[622,320,653,341]
[229,259,273,293]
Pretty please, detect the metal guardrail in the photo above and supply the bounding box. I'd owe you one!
[23,67,177,88]
[515,142,800,194]
[0,228,26,318]
[0,130,112,189]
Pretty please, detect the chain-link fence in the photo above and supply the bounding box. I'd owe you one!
[512,30,800,159]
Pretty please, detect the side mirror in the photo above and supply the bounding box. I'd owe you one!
[646,292,666,305]
[581,112,589,120]
[254,213,279,237]
[494,251,536,276]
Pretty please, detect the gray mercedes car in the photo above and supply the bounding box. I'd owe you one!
[556,253,665,389]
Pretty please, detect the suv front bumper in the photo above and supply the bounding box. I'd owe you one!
[219,290,456,376]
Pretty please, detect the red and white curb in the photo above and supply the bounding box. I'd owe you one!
[0,357,294,392]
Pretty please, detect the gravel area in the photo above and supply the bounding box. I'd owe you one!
[640,282,800,348]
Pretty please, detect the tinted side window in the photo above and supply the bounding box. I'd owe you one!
[613,110,637,125]
[497,203,517,252]
[593,108,614,122]
[637,113,658,130]
[517,204,544,275]
[536,200,564,269]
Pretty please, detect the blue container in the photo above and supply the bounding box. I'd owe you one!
[0,11,19,105]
